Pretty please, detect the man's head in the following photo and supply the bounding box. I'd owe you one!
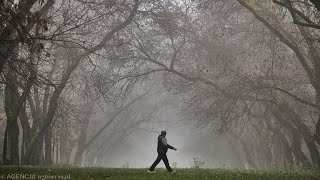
[161,130,167,137]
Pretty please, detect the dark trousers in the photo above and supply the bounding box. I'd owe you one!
[149,152,173,172]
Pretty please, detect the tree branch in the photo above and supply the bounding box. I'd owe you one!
[236,0,315,86]
[24,0,141,162]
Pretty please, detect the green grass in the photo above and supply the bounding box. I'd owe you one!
[0,166,319,180]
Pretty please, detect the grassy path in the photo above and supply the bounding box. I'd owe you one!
[0,166,319,180]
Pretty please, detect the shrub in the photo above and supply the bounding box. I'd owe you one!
[192,157,205,168]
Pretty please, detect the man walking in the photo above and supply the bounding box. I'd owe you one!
[148,130,177,173]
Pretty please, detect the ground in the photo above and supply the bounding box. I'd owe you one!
[0,166,319,180]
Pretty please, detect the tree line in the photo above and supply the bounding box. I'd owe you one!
[0,0,319,169]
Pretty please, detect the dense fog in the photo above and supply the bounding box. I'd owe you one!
[0,0,320,170]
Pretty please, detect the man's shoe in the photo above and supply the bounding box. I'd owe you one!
[169,170,176,174]
[147,170,155,173]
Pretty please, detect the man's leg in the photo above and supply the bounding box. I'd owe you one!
[149,154,162,171]
[162,153,173,172]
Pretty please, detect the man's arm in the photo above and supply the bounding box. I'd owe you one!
[162,138,177,150]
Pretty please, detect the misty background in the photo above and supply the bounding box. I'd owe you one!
[0,0,319,170]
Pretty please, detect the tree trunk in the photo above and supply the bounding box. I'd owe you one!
[265,115,293,168]
[264,139,273,168]
[60,122,69,164]
[314,85,320,144]
[2,129,8,165]
[19,105,31,165]
[24,90,45,165]
[2,74,20,165]
[228,138,245,169]
[268,126,293,169]
[279,103,320,166]
[44,126,52,165]
[42,63,56,165]
[239,138,257,168]
[271,109,311,166]
[73,117,89,166]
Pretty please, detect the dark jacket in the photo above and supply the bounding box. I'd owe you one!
[157,135,175,154]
